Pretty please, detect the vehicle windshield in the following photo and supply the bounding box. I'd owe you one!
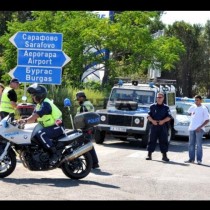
[176,102,193,115]
[201,103,210,113]
[109,88,155,104]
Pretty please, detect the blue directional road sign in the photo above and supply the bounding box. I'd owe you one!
[18,49,70,67]
[9,66,62,84]
[9,32,63,50]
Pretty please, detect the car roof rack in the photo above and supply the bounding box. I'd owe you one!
[114,77,176,86]
[155,79,176,85]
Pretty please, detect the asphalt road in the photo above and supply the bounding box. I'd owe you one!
[1,137,210,200]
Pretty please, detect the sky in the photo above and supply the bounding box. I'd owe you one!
[93,11,210,26]
[161,11,210,26]
[95,11,210,26]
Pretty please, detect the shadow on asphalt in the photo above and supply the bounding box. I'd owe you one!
[151,159,190,166]
[91,168,113,176]
[102,140,145,151]
[195,163,210,167]
[101,139,189,153]
[151,159,210,167]
[2,177,119,189]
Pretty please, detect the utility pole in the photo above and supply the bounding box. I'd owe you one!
[148,30,164,82]
[102,11,115,87]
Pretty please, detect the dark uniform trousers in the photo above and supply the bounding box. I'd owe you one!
[35,125,64,149]
[85,131,99,164]
[147,124,169,153]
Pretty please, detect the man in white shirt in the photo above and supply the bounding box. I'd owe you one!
[186,95,209,165]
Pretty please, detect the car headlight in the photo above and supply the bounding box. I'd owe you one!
[134,118,140,124]
[101,115,106,122]
[177,121,190,126]
[132,117,144,127]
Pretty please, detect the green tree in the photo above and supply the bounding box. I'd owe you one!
[164,21,203,97]
[0,11,32,48]
[199,20,210,98]
[0,11,185,89]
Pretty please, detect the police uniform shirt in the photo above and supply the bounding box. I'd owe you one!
[148,103,172,121]
[35,101,52,117]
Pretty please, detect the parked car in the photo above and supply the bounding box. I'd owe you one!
[202,102,210,112]
[174,101,210,138]
[201,102,210,136]
[174,101,193,138]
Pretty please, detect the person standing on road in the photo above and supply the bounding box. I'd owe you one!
[146,92,172,162]
[0,78,20,120]
[75,91,100,169]
[185,95,209,165]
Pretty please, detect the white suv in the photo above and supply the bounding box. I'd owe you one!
[94,80,177,147]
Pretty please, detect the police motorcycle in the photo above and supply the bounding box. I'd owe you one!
[0,98,100,179]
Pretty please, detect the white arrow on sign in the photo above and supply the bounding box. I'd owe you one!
[8,68,15,78]
[62,52,71,67]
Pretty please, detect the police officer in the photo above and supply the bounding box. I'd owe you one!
[18,83,64,165]
[75,91,100,169]
[0,78,20,120]
[146,92,172,162]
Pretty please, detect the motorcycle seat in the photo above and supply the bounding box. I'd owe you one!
[57,129,78,140]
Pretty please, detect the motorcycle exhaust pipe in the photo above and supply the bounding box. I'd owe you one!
[59,142,93,164]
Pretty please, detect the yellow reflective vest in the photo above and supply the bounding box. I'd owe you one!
[0,87,15,113]
[36,98,62,127]
[76,100,94,114]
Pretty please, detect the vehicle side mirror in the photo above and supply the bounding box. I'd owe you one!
[2,120,8,128]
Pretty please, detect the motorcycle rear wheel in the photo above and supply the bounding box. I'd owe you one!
[61,152,93,179]
[0,149,16,178]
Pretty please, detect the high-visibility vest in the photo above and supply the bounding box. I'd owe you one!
[77,100,94,114]
[36,98,62,127]
[0,87,15,113]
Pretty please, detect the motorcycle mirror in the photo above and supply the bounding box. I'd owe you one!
[64,98,71,107]
[22,96,27,101]
[2,119,8,128]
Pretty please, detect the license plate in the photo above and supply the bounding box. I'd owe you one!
[179,130,185,134]
[110,126,127,132]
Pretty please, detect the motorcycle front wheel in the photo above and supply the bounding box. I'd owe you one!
[61,152,93,180]
[0,149,16,178]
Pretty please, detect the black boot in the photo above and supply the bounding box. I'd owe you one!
[146,152,152,160]
[49,147,59,165]
[89,147,100,169]
[162,153,169,162]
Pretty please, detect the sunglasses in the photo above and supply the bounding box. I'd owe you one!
[157,97,163,99]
